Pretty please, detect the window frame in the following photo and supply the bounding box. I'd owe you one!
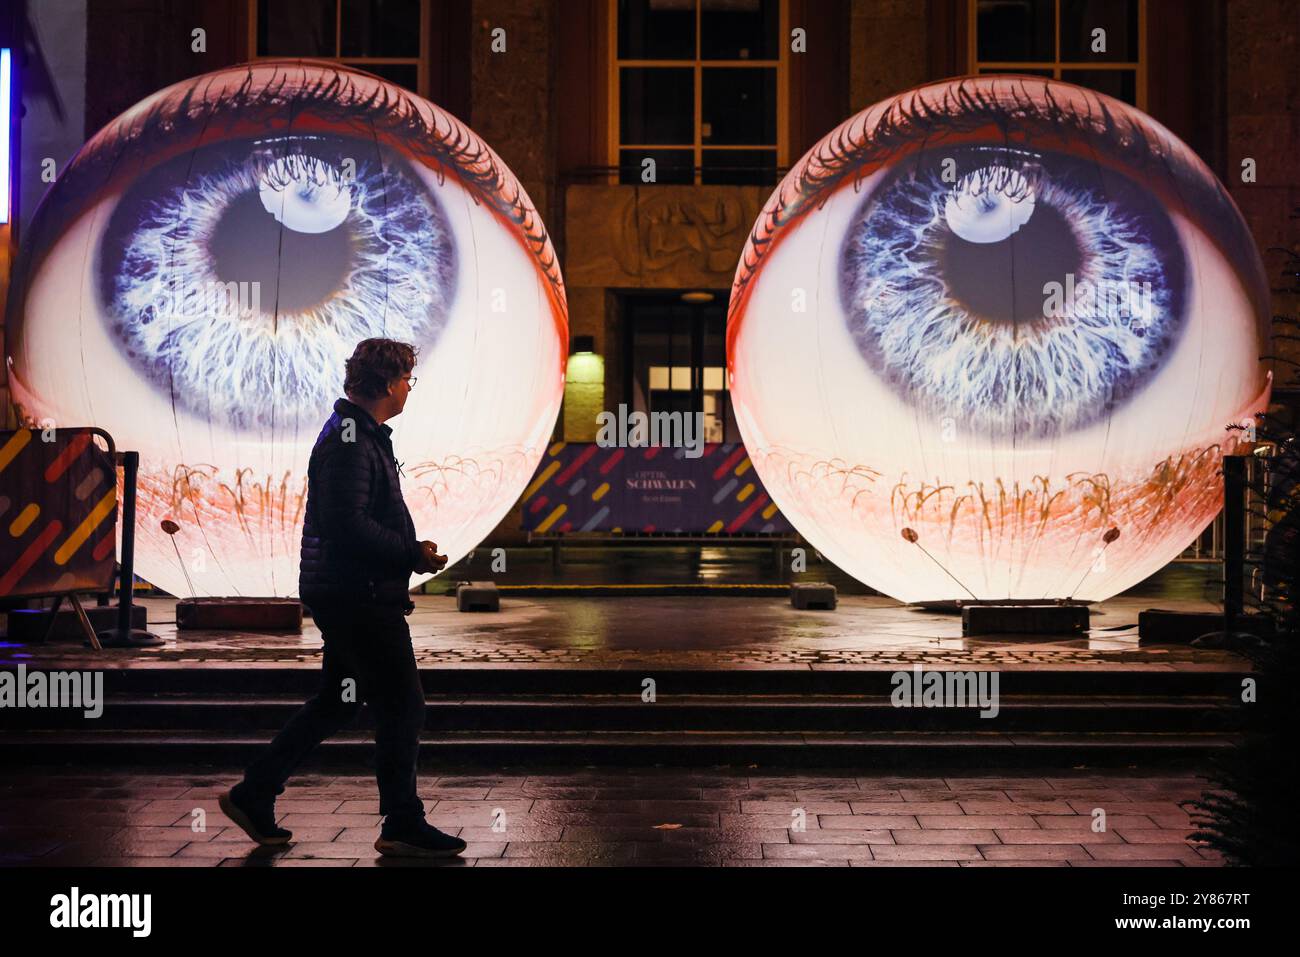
[968,0,1147,110]
[247,0,432,98]
[607,0,790,185]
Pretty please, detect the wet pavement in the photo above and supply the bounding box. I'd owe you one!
[2,548,1237,670]
[0,595,1237,670]
[0,557,1239,868]
[0,562,1243,671]
[1,591,1244,669]
[0,765,1224,867]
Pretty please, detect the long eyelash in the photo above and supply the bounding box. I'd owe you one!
[24,60,565,313]
[729,74,1263,325]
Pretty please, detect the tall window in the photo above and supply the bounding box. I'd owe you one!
[971,0,1145,108]
[612,0,786,186]
[251,0,428,96]
[623,291,737,444]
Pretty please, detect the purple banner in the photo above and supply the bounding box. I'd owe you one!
[520,442,794,534]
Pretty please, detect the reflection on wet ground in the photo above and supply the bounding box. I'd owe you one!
[0,559,1242,669]
[0,556,1238,868]
[439,547,1227,598]
[0,766,1224,867]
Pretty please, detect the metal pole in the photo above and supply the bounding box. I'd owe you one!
[1223,455,1246,634]
[98,450,160,646]
[115,451,139,639]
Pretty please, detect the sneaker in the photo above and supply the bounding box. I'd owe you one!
[219,784,293,846]
[374,819,467,859]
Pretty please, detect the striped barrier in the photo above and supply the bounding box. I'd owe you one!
[0,428,118,600]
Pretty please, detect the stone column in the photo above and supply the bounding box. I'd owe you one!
[470,0,560,547]
[1225,0,1299,373]
[848,0,929,113]
[470,0,558,237]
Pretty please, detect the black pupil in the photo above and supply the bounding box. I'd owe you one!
[938,202,1082,325]
[207,189,355,315]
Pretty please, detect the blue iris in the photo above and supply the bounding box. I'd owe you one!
[839,145,1186,438]
[97,134,456,432]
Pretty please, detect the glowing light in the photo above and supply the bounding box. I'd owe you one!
[0,49,12,225]
[943,165,1035,244]
[257,154,353,234]
[728,76,1271,603]
[6,62,568,599]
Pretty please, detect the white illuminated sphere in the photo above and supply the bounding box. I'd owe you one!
[5,62,568,598]
[728,76,1272,603]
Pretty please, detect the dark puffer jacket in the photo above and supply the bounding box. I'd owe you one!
[298,397,424,611]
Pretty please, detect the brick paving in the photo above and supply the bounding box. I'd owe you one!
[0,766,1225,867]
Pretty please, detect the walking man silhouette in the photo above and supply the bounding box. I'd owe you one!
[220,338,467,858]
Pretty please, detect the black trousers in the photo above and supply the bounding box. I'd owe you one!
[239,600,427,824]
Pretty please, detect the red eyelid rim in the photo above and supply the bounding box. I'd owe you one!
[70,88,569,358]
[725,120,1220,373]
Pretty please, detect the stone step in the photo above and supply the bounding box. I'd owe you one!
[0,692,1244,733]
[3,665,1250,697]
[0,729,1239,768]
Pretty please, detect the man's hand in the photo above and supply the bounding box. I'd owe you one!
[414,540,448,574]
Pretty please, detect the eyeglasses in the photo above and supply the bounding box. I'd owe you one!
[401,374,418,389]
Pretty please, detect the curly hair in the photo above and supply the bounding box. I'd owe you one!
[343,338,419,400]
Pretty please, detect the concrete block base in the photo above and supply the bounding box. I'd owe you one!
[791,582,837,611]
[962,603,1089,637]
[1138,609,1274,645]
[457,582,500,612]
[176,598,303,632]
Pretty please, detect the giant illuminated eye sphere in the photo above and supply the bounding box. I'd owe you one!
[728,76,1271,603]
[5,61,567,598]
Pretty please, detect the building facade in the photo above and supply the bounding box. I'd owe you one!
[1,0,1296,551]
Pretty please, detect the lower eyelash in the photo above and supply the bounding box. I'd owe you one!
[103,138,456,431]
[840,147,1186,438]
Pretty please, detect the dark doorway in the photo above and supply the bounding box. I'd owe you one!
[620,290,738,444]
